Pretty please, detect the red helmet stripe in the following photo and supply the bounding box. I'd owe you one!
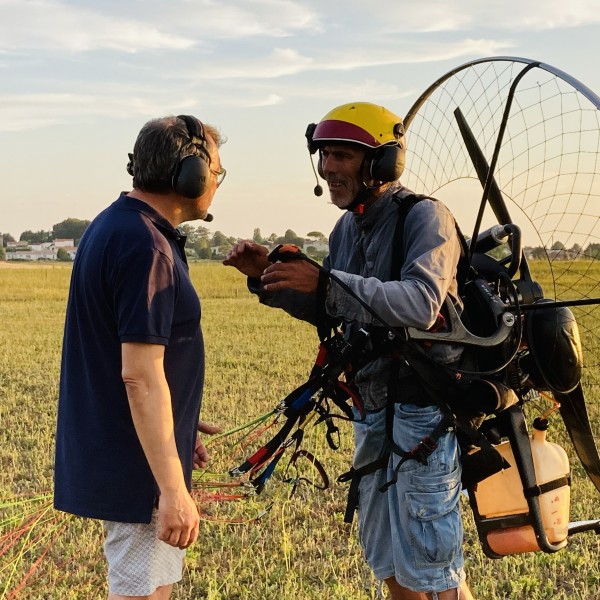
[313,119,381,148]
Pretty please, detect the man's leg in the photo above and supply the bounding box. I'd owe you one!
[108,584,173,600]
[384,577,475,599]
[103,512,185,600]
[387,403,467,597]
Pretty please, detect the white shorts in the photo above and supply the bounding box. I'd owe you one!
[103,510,186,596]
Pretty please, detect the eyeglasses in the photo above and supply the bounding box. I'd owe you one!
[211,166,227,186]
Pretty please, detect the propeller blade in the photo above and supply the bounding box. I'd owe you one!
[557,383,600,493]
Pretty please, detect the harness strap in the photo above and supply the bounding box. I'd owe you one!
[337,455,391,524]
[380,414,454,492]
[523,474,571,498]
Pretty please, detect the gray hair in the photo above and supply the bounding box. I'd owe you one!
[130,115,223,193]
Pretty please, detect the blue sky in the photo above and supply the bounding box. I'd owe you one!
[1,0,599,240]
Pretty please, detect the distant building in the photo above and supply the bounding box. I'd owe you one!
[54,239,74,248]
[303,239,329,254]
[6,238,77,261]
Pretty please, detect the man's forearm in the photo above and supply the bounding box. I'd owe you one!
[126,378,187,496]
[121,343,186,496]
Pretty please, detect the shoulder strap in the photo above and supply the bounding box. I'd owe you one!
[391,192,472,293]
[390,193,425,280]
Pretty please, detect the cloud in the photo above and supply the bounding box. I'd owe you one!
[313,38,513,71]
[0,0,321,53]
[0,0,195,52]
[393,0,600,32]
[0,92,201,131]
[178,0,322,38]
[186,47,314,79]
[0,36,516,131]
[232,94,283,108]
[163,37,512,82]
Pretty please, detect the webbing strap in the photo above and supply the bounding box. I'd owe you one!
[390,193,422,281]
[380,415,453,492]
[523,474,571,498]
[338,455,390,523]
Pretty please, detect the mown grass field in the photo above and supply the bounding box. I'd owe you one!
[0,262,599,599]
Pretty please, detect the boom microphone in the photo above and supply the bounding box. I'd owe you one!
[309,153,324,196]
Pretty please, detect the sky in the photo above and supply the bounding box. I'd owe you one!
[1,0,600,241]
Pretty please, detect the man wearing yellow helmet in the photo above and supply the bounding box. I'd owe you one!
[225,102,474,599]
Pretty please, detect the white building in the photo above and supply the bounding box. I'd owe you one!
[303,239,329,254]
[6,239,77,261]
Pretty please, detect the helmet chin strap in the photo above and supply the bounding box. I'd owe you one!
[343,186,376,213]
[341,154,384,213]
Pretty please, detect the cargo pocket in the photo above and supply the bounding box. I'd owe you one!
[405,475,462,567]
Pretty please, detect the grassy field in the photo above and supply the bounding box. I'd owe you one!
[0,262,599,599]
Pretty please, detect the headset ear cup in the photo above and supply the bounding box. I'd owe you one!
[317,152,325,178]
[126,153,134,177]
[370,145,405,182]
[173,155,210,199]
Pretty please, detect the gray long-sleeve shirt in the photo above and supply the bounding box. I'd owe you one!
[251,182,463,410]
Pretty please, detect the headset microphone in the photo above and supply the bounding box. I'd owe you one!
[309,154,324,196]
[203,213,214,222]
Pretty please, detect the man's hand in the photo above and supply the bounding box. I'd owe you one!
[157,488,200,550]
[261,260,320,293]
[194,420,221,469]
[223,241,271,278]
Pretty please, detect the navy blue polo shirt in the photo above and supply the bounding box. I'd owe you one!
[54,193,204,523]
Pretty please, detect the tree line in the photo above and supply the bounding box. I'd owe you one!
[0,219,329,261]
[2,219,599,263]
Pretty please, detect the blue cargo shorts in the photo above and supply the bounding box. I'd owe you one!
[353,402,465,593]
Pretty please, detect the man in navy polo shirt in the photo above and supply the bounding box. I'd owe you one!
[55,114,225,599]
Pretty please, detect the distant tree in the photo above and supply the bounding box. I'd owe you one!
[52,218,90,245]
[179,224,196,239]
[529,246,547,259]
[56,248,72,261]
[277,229,305,247]
[253,228,264,244]
[20,230,53,243]
[192,238,210,257]
[570,243,582,255]
[551,240,565,251]
[218,243,234,258]
[0,246,5,260]
[306,231,326,241]
[585,243,600,258]
[211,231,228,247]
[266,233,278,245]
[194,225,211,241]
[179,224,210,243]
[1,233,15,246]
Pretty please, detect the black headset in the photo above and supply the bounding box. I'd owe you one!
[306,122,405,183]
[172,115,212,199]
[126,115,211,199]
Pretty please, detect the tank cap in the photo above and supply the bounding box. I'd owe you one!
[533,417,549,431]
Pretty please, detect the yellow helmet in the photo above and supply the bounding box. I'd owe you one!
[308,102,404,152]
[306,102,405,183]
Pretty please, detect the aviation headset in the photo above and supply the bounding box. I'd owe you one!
[126,115,212,199]
[306,102,405,184]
